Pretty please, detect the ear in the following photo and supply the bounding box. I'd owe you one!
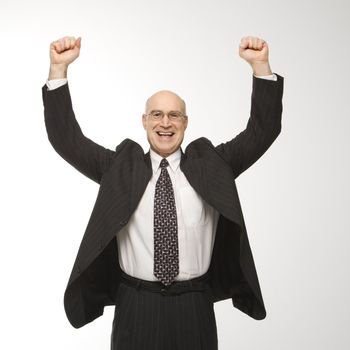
[142,114,147,130]
[183,116,188,130]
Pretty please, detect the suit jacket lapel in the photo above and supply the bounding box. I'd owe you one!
[129,150,153,214]
[180,149,209,202]
[180,144,244,227]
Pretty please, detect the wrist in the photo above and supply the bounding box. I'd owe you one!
[48,63,68,80]
[251,61,272,76]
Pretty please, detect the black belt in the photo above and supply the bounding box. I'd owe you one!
[119,269,212,295]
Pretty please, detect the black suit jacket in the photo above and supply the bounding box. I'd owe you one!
[42,73,284,328]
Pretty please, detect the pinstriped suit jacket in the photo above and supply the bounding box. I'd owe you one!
[42,73,284,328]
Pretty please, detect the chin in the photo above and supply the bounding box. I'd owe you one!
[158,148,175,156]
[154,142,175,152]
[154,145,177,156]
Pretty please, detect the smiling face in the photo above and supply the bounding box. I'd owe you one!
[142,90,188,158]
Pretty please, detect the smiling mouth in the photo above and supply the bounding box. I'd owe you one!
[156,131,175,137]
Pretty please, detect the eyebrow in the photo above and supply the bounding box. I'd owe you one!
[149,109,183,113]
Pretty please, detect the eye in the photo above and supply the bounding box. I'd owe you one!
[169,112,182,119]
[151,111,162,117]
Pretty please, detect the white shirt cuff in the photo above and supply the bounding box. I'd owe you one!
[253,73,277,81]
[46,78,68,90]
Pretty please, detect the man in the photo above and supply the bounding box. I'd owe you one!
[43,35,284,349]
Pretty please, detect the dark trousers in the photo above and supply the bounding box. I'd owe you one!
[111,269,218,350]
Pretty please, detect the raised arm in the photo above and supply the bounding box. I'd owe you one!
[43,36,116,184]
[215,36,284,179]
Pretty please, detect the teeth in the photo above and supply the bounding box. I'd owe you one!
[157,132,173,136]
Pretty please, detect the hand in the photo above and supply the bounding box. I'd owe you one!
[50,36,81,66]
[238,36,272,75]
[48,36,81,79]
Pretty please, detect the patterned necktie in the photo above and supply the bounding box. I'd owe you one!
[153,158,179,286]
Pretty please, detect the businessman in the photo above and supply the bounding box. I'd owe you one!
[43,35,284,349]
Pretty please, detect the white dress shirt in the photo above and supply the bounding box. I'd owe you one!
[45,72,277,281]
[117,147,220,281]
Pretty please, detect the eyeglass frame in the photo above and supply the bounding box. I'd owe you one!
[144,109,188,122]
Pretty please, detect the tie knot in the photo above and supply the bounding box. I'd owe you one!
[160,158,169,168]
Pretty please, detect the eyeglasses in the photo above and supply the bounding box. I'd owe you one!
[146,110,187,121]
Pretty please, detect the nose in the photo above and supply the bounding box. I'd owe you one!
[160,113,171,126]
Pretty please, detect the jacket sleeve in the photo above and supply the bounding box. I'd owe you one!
[42,82,116,184]
[215,73,284,179]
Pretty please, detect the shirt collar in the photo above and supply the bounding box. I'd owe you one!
[150,147,182,175]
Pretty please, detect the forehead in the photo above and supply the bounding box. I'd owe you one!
[146,91,185,112]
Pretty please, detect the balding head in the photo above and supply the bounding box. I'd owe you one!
[144,90,186,115]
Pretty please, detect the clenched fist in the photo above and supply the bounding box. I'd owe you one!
[239,36,272,76]
[48,36,82,79]
[50,36,81,65]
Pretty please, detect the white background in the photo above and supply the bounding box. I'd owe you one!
[1,0,349,349]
